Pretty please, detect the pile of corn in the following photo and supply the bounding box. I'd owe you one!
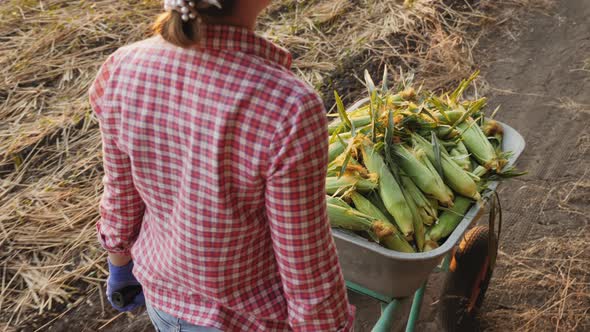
[326,70,521,253]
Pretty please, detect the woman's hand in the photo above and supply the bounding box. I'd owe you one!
[106,258,145,311]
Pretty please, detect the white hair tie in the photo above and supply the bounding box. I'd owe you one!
[164,0,222,22]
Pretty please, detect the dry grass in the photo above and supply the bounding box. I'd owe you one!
[481,234,590,331]
[0,0,560,330]
[259,0,491,107]
[0,1,162,329]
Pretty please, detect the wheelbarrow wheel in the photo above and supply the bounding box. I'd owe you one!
[440,226,496,332]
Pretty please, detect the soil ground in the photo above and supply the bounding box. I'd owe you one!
[14,1,589,331]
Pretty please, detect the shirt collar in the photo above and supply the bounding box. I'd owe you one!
[201,24,292,70]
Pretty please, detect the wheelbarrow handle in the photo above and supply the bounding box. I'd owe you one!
[112,285,143,308]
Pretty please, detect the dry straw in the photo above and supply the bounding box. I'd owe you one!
[481,233,590,332]
[0,0,560,330]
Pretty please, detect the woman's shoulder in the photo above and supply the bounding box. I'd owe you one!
[257,68,324,116]
[109,36,168,59]
[249,61,321,104]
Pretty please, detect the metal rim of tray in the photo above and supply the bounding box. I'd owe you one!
[330,97,526,260]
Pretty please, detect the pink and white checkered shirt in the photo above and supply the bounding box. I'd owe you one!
[89,24,355,331]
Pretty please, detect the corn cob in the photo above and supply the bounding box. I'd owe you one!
[399,173,437,226]
[326,174,378,195]
[349,191,415,253]
[449,140,471,171]
[365,191,400,230]
[349,191,391,225]
[472,165,488,178]
[433,110,465,125]
[326,195,350,208]
[412,134,481,201]
[392,144,454,206]
[328,115,372,134]
[428,197,439,212]
[456,118,500,170]
[418,150,456,204]
[418,210,435,226]
[360,142,414,237]
[400,185,425,251]
[386,93,405,106]
[327,202,375,232]
[433,123,461,139]
[328,140,347,163]
[327,203,397,240]
[329,125,372,142]
[426,195,473,242]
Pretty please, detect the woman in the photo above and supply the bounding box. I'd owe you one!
[89,0,355,331]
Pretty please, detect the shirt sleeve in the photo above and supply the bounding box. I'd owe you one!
[89,54,146,256]
[265,91,355,332]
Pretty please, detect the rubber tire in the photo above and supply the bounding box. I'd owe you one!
[440,226,496,332]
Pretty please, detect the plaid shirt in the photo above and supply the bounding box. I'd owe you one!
[89,24,355,331]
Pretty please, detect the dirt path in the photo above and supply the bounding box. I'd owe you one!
[476,1,590,330]
[352,1,590,331]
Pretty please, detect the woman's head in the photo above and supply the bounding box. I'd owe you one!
[152,0,270,49]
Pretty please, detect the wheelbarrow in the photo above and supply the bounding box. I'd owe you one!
[114,104,525,332]
[330,99,526,332]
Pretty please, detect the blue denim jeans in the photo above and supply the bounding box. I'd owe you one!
[145,301,221,332]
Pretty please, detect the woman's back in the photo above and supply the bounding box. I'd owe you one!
[91,24,354,331]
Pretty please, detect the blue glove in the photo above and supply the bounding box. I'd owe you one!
[106,259,145,312]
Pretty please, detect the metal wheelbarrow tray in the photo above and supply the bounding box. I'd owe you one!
[331,121,526,298]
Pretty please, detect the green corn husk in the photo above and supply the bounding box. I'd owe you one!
[400,185,425,251]
[449,140,471,171]
[361,142,414,237]
[456,118,500,170]
[386,93,407,106]
[326,174,378,195]
[329,125,372,143]
[327,203,397,240]
[455,139,470,155]
[366,191,400,228]
[349,191,391,224]
[392,144,454,206]
[418,210,435,226]
[472,165,488,178]
[419,151,456,204]
[326,195,350,208]
[428,197,439,212]
[412,134,481,201]
[349,191,415,253]
[434,125,460,139]
[427,195,474,242]
[434,110,465,125]
[440,140,458,149]
[327,203,372,232]
[399,173,437,226]
[342,104,371,118]
[328,115,372,134]
[328,140,347,163]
